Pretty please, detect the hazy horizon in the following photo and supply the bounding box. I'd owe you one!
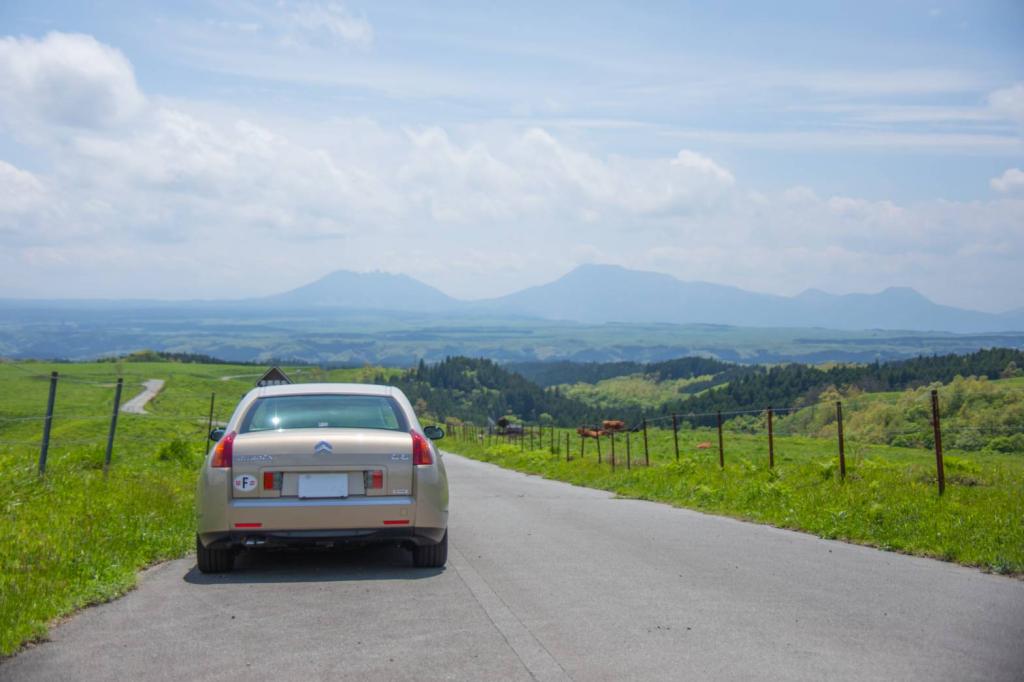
[3,263,1023,316]
[1,1,1022,312]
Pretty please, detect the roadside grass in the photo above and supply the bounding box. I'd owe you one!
[0,360,395,657]
[444,426,1024,576]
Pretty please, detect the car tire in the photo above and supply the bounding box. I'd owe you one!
[412,530,448,568]
[196,534,234,573]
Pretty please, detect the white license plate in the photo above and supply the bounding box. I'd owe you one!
[297,473,349,498]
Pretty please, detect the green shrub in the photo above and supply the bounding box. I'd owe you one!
[157,438,197,466]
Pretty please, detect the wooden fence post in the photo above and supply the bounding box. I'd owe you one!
[931,390,945,495]
[672,414,679,461]
[38,371,58,475]
[642,418,650,466]
[610,431,616,471]
[716,410,724,469]
[836,401,846,479]
[626,431,631,470]
[767,406,775,469]
[104,377,124,472]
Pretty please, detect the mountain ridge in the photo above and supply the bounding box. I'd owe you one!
[2,265,1020,333]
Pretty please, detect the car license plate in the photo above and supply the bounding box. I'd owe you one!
[298,473,349,498]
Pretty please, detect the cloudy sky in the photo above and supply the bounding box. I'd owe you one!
[0,1,1022,311]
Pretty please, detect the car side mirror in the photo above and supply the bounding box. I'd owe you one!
[209,427,226,442]
[423,425,445,440]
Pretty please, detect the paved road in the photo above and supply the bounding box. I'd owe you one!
[3,453,1023,681]
[120,379,165,415]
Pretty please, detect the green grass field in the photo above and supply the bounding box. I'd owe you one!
[2,359,1021,657]
[0,360,397,657]
[441,421,1024,577]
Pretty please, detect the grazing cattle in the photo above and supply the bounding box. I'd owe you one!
[696,441,712,450]
[576,427,606,439]
[602,420,625,432]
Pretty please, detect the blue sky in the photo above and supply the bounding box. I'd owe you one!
[0,1,1022,311]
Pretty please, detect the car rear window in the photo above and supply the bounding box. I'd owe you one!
[239,394,407,433]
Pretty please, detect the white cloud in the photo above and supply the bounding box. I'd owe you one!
[991,168,1024,193]
[988,83,1024,125]
[0,160,46,213]
[282,2,373,47]
[0,32,145,130]
[0,32,1021,311]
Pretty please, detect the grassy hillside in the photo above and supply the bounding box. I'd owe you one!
[774,375,1024,453]
[562,373,715,409]
[0,359,397,656]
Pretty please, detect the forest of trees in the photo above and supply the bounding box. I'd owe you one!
[507,356,736,387]
[376,357,604,426]
[378,348,1024,430]
[661,347,1024,423]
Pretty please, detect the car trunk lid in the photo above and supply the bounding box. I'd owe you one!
[230,429,413,499]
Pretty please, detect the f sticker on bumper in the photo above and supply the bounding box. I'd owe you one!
[233,474,257,492]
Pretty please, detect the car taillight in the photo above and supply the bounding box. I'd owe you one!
[411,430,433,465]
[364,469,383,489]
[210,431,236,468]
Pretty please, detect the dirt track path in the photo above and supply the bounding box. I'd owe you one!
[119,379,164,414]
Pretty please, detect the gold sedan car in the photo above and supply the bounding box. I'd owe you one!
[195,383,449,573]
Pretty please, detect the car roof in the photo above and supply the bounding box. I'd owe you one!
[251,382,397,399]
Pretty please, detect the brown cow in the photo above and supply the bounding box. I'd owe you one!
[696,441,712,450]
[602,420,625,432]
[576,427,606,439]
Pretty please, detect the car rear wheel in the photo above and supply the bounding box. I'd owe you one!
[412,530,448,568]
[196,534,235,573]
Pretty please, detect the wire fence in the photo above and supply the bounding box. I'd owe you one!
[443,390,1024,496]
[3,367,1022,494]
[0,371,226,474]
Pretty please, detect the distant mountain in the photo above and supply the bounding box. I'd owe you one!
[472,264,785,325]
[254,270,458,311]
[473,264,1023,333]
[2,265,1020,334]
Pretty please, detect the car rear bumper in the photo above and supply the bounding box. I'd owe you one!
[196,465,448,548]
[200,526,446,549]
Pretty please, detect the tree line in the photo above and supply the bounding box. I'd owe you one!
[380,348,1024,428]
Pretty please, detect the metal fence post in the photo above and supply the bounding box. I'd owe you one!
[206,392,216,449]
[566,432,570,461]
[38,371,58,474]
[767,406,775,468]
[104,377,124,472]
[672,414,679,461]
[931,389,945,495]
[610,431,616,471]
[836,401,846,479]
[716,410,724,469]
[580,428,585,459]
[642,418,649,466]
[626,431,631,470]
[596,431,602,464]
